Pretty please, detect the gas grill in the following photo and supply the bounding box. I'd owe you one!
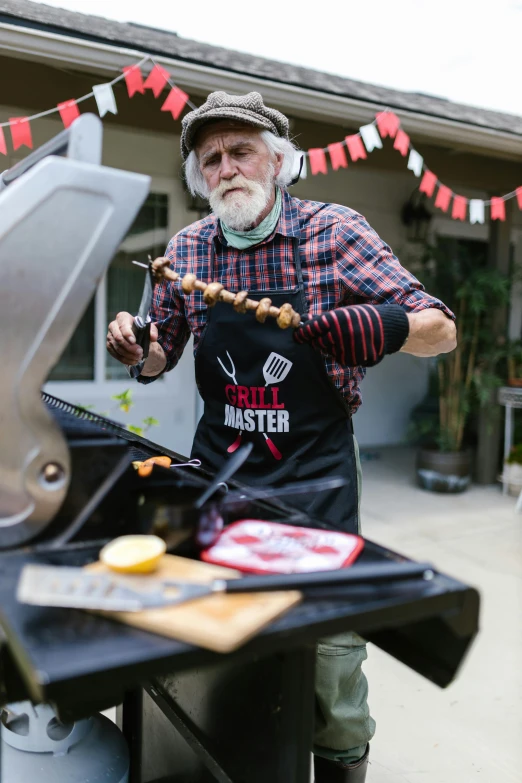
[0,116,479,783]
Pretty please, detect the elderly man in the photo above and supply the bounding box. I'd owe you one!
[107,91,456,783]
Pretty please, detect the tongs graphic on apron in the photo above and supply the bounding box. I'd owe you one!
[17,561,435,613]
[218,351,293,460]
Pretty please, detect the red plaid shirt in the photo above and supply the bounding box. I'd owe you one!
[143,189,454,413]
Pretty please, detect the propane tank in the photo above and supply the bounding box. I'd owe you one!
[1,701,129,783]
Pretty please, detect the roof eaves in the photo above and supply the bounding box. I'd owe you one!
[0,2,521,159]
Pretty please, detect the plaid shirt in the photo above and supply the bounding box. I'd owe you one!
[143,189,454,413]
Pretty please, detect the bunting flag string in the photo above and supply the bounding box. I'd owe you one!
[122,65,145,97]
[0,54,196,154]
[93,83,118,117]
[143,64,171,98]
[302,108,522,224]
[9,117,32,150]
[57,100,81,129]
[0,60,521,226]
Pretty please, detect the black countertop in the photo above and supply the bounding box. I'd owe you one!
[0,539,479,719]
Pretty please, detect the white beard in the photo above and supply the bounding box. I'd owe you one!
[209,167,275,231]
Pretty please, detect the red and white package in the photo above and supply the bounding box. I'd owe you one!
[201,520,364,574]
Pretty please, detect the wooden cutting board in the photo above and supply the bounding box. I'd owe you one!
[86,555,301,653]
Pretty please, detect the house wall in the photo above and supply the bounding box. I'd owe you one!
[0,104,201,457]
[290,165,434,446]
[3,50,522,452]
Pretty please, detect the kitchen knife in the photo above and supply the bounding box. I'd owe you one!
[128,258,154,379]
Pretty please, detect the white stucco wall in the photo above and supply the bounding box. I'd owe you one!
[6,106,515,452]
[292,165,435,447]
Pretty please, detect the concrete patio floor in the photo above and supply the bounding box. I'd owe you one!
[358,448,522,783]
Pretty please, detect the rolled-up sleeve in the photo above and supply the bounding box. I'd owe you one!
[335,214,455,320]
[137,240,191,385]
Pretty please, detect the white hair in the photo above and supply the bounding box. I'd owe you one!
[184,130,301,199]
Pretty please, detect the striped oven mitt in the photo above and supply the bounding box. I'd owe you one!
[294,304,409,367]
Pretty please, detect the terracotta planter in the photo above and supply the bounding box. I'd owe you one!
[416,448,472,493]
[508,378,522,388]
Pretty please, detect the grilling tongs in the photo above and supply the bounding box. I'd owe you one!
[17,561,435,613]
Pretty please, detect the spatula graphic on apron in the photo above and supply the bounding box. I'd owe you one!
[261,353,293,460]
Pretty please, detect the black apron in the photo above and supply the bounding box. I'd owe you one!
[191,236,359,533]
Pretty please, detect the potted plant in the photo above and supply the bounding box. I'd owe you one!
[412,240,511,493]
[505,339,522,387]
[501,443,522,496]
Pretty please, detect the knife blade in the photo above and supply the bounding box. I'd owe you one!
[128,258,154,379]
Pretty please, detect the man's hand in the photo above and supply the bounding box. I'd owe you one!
[400,309,457,357]
[106,311,159,367]
[293,304,409,367]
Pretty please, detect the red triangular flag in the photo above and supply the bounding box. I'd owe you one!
[434,184,452,213]
[516,187,522,210]
[9,117,32,150]
[328,142,348,171]
[376,111,400,139]
[452,195,467,221]
[393,129,409,157]
[308,148,328,175]
[123,65,145,97]
[143,64,170,98]
[419,170,437,198]
[490,197,506,221]
[57,100,80,129]
[161,86,189,120]
[345,135,367,162]
[0,127,6,156]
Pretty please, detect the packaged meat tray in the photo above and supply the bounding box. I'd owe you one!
[201,519,364,574]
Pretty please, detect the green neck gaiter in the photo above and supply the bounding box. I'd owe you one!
[220,188,282,249]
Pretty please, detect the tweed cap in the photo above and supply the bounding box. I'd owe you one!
[180,91,290,159]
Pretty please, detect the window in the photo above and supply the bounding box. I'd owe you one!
[48,193,170,383]
[48,299,95,381]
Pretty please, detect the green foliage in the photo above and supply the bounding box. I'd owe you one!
[504,338,522,380]
[416,239,511,452]
[506,443,522,465]
[84,388,160,435]
[111,389,134,413]
[127,424,144,436]
[142,416,160,428]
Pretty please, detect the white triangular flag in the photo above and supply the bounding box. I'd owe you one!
[359,123,383,153]
[469,199,485,224]
[407,150,423,177]
[93,83,118,117]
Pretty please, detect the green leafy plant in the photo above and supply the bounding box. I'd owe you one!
[80,389,159,437]
[506,443,522,465]
[504,338,522,382]
[111,389,159,436]
[111,389,134,414]
[416,240,511,452]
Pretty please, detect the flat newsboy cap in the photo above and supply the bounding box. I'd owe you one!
[180,91,290,160]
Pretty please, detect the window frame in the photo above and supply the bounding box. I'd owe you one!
[45,176,178,396]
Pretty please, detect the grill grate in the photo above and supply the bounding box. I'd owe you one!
[43,392,191,464]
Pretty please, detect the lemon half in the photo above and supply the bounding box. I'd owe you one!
[100,535,166,574]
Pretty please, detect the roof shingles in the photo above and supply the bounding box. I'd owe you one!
[1,0,521,137]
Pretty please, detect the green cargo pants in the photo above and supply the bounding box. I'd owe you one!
[313,436,376,765]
